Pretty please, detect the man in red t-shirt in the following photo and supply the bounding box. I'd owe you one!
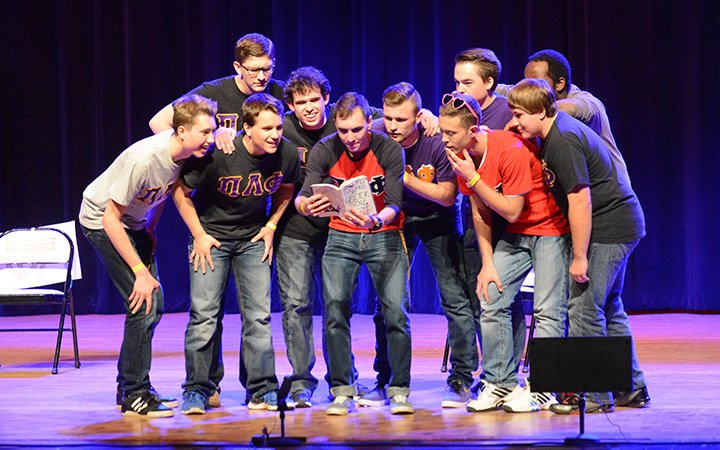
[440,93,570,414]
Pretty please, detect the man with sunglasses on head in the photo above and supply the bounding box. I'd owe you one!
[147,33,283,408]
[150,33,284,154]
[440,92,570,414]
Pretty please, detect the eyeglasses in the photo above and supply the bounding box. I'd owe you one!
[239,63,275,77]
[441,93,479,126]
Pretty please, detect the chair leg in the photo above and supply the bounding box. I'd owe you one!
[53,299,68,375]
[522,315,537,373]
[69,291,80,368]
[441,333,450,373]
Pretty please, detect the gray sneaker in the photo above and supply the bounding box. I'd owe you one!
[441,380,471,408]
[389,394,414,415]
[326,395,354,415]
[357,387,387,407]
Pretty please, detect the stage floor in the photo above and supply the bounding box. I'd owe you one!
[1,311,719,448]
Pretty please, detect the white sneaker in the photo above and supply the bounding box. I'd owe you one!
[502,384,541,413]
[466,380,521,412]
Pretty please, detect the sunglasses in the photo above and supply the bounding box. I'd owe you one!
[441,93,480,126]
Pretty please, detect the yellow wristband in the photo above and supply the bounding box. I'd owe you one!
[131,263,145,273]
[403,172,409,183]
[298,201,308,216]
[466,173,481,188]
[265,221,277,231]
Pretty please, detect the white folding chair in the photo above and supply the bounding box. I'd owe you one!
[0,221,81,374]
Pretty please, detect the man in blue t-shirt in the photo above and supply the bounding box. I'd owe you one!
[364,82,478,409]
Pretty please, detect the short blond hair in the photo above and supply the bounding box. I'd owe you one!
[382,82,422,115]
[507,78,557,117]
[172,94,218,132]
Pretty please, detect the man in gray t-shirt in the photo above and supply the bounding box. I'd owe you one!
[79,94,217,418]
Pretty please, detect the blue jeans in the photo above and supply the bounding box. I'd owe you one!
[568,240,646,403]
[481,233,570,388]
[82,226,163,396]
[323,229,411,398]
[373,214,478,386]
[183,238,278,400]
[275,234,324,394]
[463,226,526,364]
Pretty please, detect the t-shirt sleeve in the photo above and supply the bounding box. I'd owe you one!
[107,157,150,207]
[378,141,405,210]
[551,133,591,193]
[564,90,605,123]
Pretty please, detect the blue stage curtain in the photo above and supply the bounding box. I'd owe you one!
[2,0,718,315]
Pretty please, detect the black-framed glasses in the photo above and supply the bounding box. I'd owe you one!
[442,93,479,126]
[240,62,275,77]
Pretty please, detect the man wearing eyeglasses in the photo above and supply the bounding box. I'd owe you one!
[440,93,570,414]
[149,33,284,155]
[146,33,283,409]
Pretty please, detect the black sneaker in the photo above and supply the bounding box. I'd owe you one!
[121,392,174,418]
[117,386,178,409]
[548,393,614,414]
[614,386,651,408]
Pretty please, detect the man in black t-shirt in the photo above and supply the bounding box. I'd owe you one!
[507,78,650,413]
[172,94,299,415]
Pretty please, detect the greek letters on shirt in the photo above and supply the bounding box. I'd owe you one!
[136,181,175,205]
[541,159,557,187]
[216,171,285,198]
[297,146,309,169]
[216,113,239,130]
[330,174,386,196]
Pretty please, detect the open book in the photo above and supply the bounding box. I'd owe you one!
[311,175,377,218]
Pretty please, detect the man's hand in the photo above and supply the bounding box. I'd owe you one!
[190,234,221,273]
[214,127,237,154]
[129,269,161,315]
[446,148,477,182]
[569,255,589,283]
[342,208,375,229]
[302,193,334,216]
[419,109,440,136]
[251,226,275,264]
[477,264,503,304]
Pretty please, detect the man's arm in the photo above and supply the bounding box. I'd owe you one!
[101,199,160,315]
[251,183,294,264]
[566,185,592,283]
[469,194,502,303]
[171,180,221,273]
[403,169,457,207]
[446,148,525,222]
[148,104,174,133]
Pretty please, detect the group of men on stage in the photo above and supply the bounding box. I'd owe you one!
[78,33,651,418]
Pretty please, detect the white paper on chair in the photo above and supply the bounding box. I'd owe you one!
[0,220,82,291]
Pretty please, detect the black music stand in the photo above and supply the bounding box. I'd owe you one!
[529,336,632,445]
[251,377,307,447]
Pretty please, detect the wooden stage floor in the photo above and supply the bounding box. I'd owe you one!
[1,311,719,448]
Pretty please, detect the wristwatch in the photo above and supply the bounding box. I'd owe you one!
[370,214,384,231]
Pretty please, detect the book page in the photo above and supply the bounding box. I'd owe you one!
[340,176,377,215]
[311,184,344,217]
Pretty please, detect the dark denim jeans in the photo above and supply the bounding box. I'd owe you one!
[183,238,278,400]
[373,214,478,387]
[322,229,411,398]
[274,233,325,394]
[82,225,162,396]
[568,240,646,403]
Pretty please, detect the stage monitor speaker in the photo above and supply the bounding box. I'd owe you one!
[528,336,633,393]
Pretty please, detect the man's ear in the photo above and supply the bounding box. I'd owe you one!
[243,122,252,137]
[555,77,567,94]
[323,93,330,106]
[415,109,423,125]
[233,61,243,76]
[176,125,187,140]
[484,76,495,91]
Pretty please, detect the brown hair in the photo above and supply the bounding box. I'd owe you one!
[284,66,331,104]
[507,78,557,117]
[454,48,502,92]
[171,94,218,132]
[333,92,371,121]
[241,93,284,127]
[382,82,422,114]
[234,33,275,63]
